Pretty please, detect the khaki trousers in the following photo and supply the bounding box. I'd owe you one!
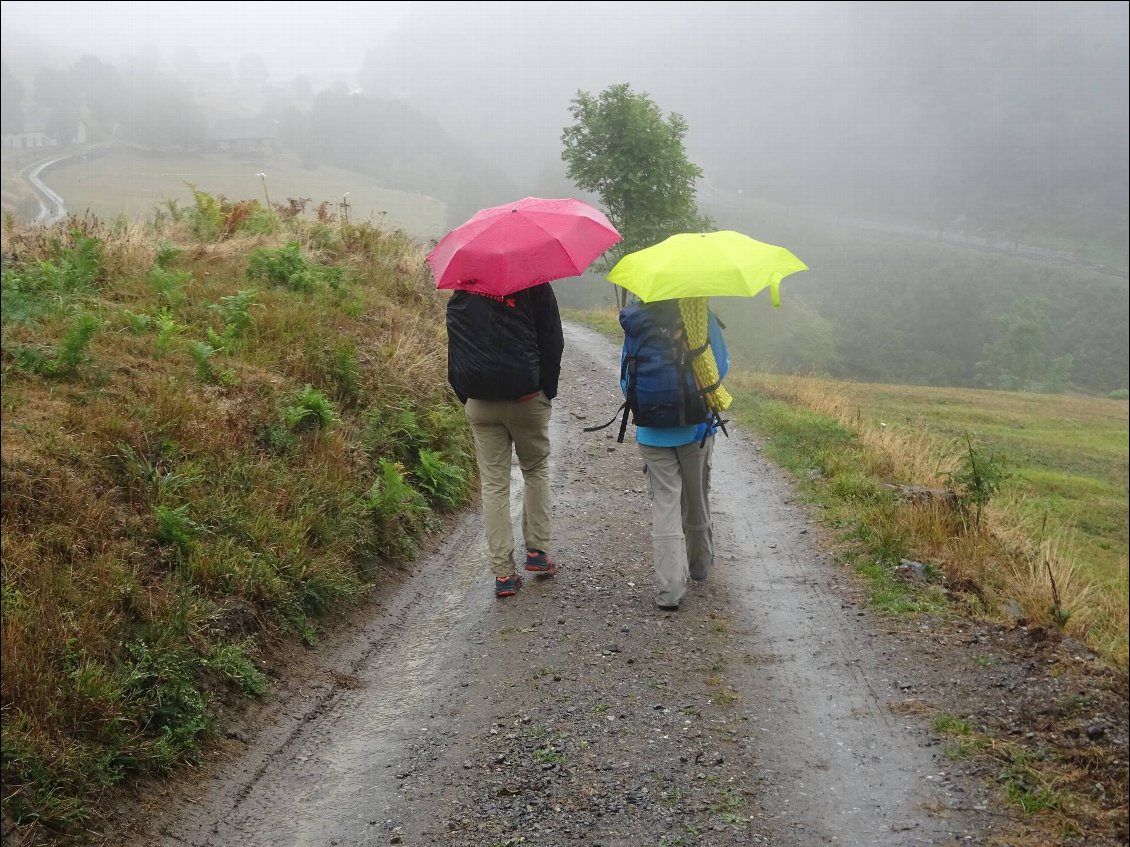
[638,439,715,608]
[465,392,553,576]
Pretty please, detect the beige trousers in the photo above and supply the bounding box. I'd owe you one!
[465,392,553,576]
[638,439,715,608]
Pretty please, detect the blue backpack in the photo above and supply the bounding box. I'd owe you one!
[586,300,729,444]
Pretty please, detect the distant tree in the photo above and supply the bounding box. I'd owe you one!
[120,77,206,152]
[561,82,711,300]
[70,55,125,130]
[237,53,269,88]
[976,296,1074,392]
[32,66,79,110]
[291,75,314,98]
[1,62,24,133]
[172,46,202,78]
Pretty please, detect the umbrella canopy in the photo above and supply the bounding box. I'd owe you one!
[606,230,808,305]
[427,197,621,296]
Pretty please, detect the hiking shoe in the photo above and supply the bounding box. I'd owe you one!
[494,574,523,598]
[658,603,680,612]
[524,549,557,575]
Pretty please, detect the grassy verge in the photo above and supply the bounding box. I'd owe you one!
[730,371,1128,669]
[565,307,1129,669]
[1,195,474,839]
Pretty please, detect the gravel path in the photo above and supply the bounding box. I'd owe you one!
[113,322,1044,847]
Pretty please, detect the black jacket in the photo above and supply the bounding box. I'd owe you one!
[446,284,564,403]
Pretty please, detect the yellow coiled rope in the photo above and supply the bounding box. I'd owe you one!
[678,296,731,413]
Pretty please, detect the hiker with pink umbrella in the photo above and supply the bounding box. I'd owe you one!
[428,197,621,598]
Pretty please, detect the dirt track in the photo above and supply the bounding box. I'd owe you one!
[106,322,1125,847]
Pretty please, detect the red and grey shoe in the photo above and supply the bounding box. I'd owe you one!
[494,573,523,597]
[524,549,557,575]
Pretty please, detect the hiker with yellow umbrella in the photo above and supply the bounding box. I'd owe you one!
[602,230,807,612]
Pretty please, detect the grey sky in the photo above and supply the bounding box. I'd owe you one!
[2,0,1126,229]
[1,0,409,75]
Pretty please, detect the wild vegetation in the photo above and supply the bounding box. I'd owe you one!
[566,307,1129,669]
[727,371,1129,668]
[0,195,475,838]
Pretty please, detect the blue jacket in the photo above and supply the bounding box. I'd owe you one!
[636,419,717,447]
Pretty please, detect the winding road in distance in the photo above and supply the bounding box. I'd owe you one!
[21,152,71,224]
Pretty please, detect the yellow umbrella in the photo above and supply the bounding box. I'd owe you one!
[605,230,808,306]
[607,231,807,418]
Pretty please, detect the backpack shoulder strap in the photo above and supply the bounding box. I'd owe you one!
[583,338,635,443]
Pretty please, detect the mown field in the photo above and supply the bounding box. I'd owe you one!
[1,148,448,240]
[565,306,1130,667]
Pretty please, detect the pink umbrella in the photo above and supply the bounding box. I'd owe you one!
[427,197,621,296]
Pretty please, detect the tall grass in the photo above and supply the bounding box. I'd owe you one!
[1,197,474,839]
[728,371,1128,668]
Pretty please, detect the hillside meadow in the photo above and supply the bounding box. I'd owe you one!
[1,199,473,838]
[1,148,448,241]
[567,307,1130,668]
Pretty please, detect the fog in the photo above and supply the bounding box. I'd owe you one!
[5,1,1127,227]
[1,0,408,81]
[2,0,1127,391]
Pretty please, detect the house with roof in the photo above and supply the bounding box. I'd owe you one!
[1,107,87,150]
[207,117,278,156]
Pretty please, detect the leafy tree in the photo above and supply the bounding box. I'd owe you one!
[976,296,1074,392]
[1,62,24,134]
[237,53,270,88]
[119,77,206,152]
[69,55,125,125]
[32,66,79,110]
[291,75,314,98]
[561,82,711,299]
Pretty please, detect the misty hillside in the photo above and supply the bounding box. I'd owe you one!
[365,1,1129,268]
[2,1,1126,393]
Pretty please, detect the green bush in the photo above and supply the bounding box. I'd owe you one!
[361,459,430,559]
[148,266,191,309]
[283,384,338,432]
[946,433,1009,530]
[187,184,223,242]
[412,448,469,509]
[1,234,103,326]
[12,312,102,378]
[247,242,316,292]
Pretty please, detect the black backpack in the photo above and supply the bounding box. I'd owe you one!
[446,291,541,402]
[586,300,729,444]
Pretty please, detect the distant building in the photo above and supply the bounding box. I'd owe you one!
[1,108,87,149]
[207,118,277,156]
